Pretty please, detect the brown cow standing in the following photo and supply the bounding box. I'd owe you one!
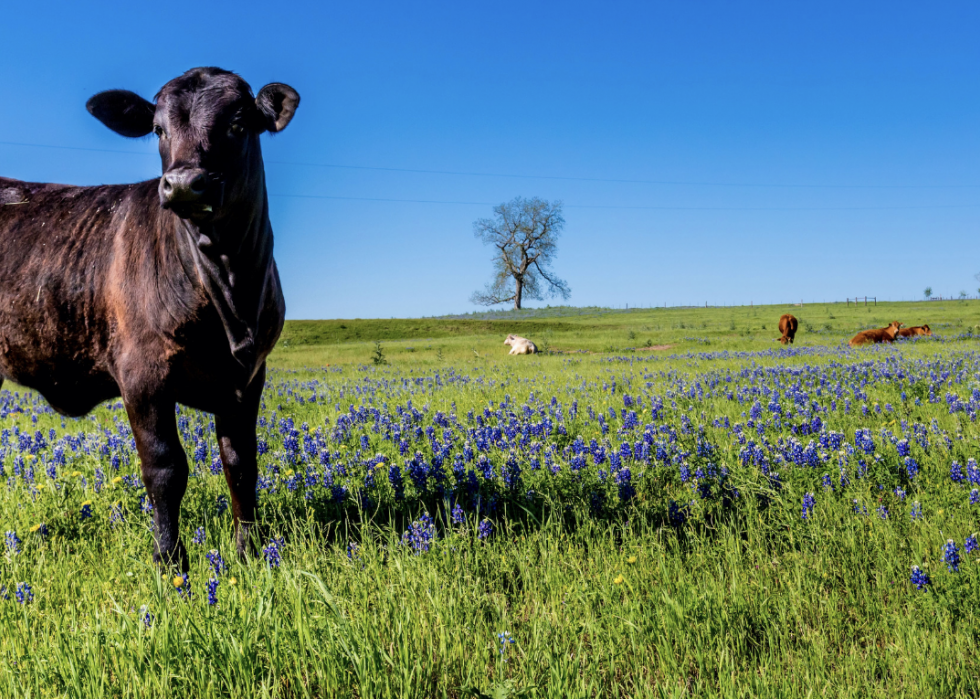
[849,321,903,347]
[776,314,798,344]
[0,68,299,570]
[898,324,932,338]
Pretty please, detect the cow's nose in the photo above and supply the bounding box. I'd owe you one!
[160,168,209,204]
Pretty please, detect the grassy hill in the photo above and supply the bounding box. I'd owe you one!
[275,299,980,366]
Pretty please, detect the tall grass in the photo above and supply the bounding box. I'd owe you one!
[1,305,979,697]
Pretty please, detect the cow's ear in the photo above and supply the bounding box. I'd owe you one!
[86,90,155,138]
[256,83,300,133]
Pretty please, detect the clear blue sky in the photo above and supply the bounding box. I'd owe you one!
[1,1,977,318]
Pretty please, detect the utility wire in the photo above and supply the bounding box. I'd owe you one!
[3,139,978,210]
[269,192,980,211]
[2,139,978,190]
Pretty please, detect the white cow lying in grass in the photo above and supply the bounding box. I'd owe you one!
[504,334,537,355]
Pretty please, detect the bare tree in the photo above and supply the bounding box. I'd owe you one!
[470,197,571,310]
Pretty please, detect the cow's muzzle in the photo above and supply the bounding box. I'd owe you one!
[160,168,213,216]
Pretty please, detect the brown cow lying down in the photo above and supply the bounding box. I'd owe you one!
[898,324,932,338]
[776,314,798,344]
[504,334,537,355]
[849,321,903,347]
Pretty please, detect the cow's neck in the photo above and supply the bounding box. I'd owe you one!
[174,188,276,382]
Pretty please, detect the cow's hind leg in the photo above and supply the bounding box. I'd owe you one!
[124,392,189,571]
[216,363,266,559]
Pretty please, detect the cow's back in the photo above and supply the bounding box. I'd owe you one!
[0,177,155,413]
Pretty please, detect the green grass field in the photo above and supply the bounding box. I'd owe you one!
[276,300,978,366]
[1,301,980,697]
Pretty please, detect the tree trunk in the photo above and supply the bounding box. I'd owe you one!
[514,277,523,310]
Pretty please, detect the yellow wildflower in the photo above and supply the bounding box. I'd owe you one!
[613,575,625,585]
[627,556,637,564]
[229,577,238,586]
[285,469,294,477]
[112,476,123,485]
[173,576,184,588]
[72,471,82,477]
[29,524,42,533]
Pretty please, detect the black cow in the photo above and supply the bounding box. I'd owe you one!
[0,67,299,570]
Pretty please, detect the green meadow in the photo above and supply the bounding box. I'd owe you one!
[1,300,979,698]
[277,299,976,366]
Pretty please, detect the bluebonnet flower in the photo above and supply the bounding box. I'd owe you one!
[944,540,961,572]
[15,582,33,605]
[950,461,965,483]
[478,519,493,540]
[965,535,978,555]
[668,500,687,527]
[910,565,930,591]
[216,494,229,516]
[854,429,875,455]
[967,459,980,486]
[174,573,191,600]
[451,503,465,526]
[821,473,833,490]
[139,605,153,628]
[895,439,912,459]
[192,527,206,545]
[206,549,226,576]
[388,465,404,500]
[971,489,980,506]
[80,501,93,520]
[616,467,635,503]
[347,541,360,560]
[498,631,515,658]
[402,514,435,554]
[877,506,888,520]
[206,578,219,606]
[5,530,21,555]
[768,473,783,491]
[110,504,125,528]
[802,493,815,521]
[853,500,868,516]
[894,487,906,501]
[905,457,919,480]
[263,537,284,568]
[910,502,922,520]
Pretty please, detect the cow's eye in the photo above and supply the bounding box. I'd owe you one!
[229,123,245,138]
[152,125,165,138]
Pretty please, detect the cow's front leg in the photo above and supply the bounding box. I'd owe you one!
[125,393,189,572]
[216,363,266,559]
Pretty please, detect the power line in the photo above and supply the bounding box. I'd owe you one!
[0,140,154,157]
[267,160,980,190]
[270,192,980,211]
[2,139,979,190]
[3,139,978,210]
